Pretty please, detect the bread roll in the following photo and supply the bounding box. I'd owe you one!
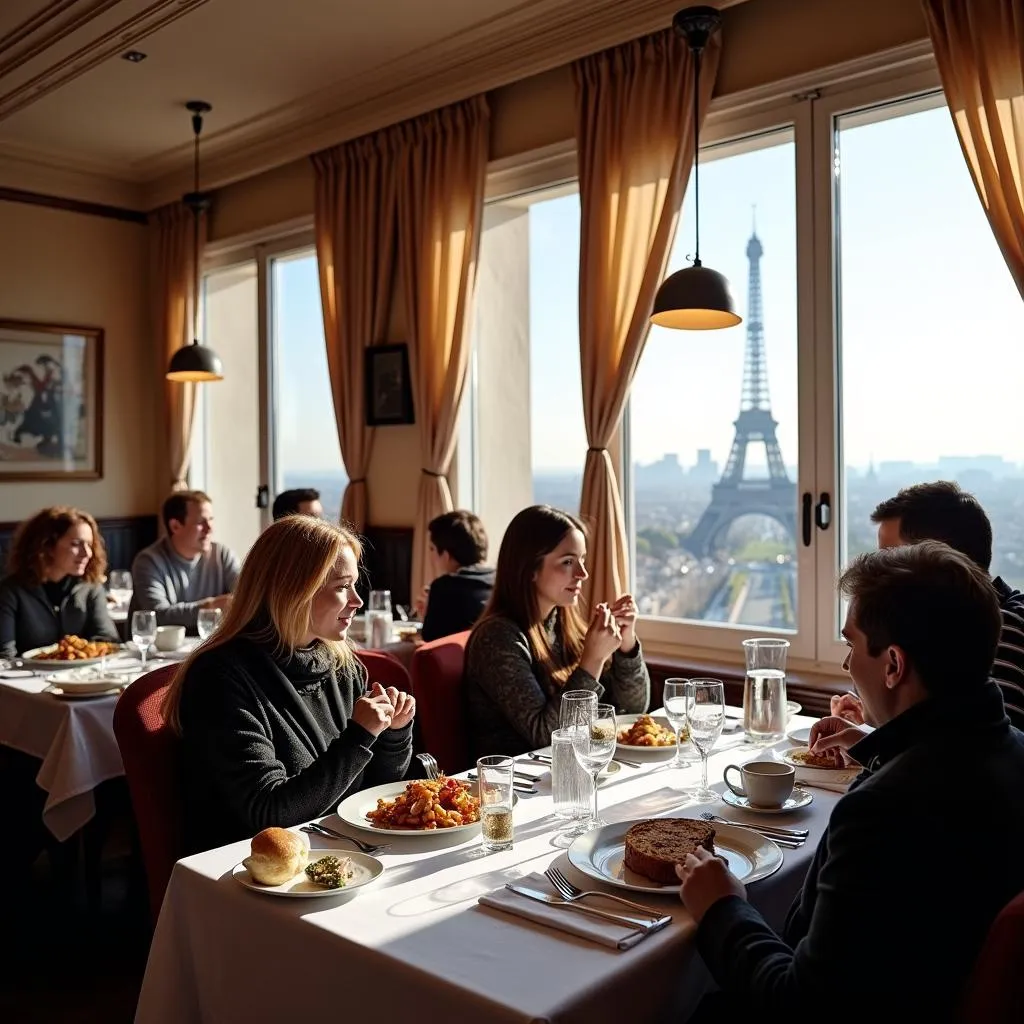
[243,827,309,885]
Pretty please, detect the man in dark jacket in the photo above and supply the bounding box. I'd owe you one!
[679,541,1024,1020]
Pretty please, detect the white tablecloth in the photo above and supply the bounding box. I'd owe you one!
[136,715,838,1024]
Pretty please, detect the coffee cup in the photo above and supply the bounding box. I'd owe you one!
[155,625,185,652]
[723,760,795,808]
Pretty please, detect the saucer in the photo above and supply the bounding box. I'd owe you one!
[722,787,813,814]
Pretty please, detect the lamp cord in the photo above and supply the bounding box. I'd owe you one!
[692,44,702,266]
[191,118,201,343]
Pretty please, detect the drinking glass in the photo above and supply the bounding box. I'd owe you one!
[555,691,597,832]
[367,590,393,648]
[477,755,515,852]
[687,679,726,803]
[742,638,790,745]
[197,607,222,640]
[131,610,157,671]
[663,677,693,769]
[571,703,616,829]
[107,570,132,610]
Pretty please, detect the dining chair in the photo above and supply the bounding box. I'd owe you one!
[111,662,182,925]
[355,648,412,694]
[958,889,1024,1021]
[410,630,471,775]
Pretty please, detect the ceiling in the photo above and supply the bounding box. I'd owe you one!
[0,0,743,211]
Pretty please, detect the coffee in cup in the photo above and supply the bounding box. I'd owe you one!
[723,759,795,808]
[155,624,185,652]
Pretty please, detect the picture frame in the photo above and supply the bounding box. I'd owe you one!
[0,319,104,481]
[365,343,414,426]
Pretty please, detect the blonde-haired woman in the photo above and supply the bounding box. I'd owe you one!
[165,516,415,853]
[0,506,119,659]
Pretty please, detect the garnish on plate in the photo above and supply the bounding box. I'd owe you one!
[305,855,355,889]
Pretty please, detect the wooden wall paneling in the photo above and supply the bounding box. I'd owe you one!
[0,514,158,573]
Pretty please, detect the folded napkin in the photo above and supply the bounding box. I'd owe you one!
[478,873,659,951]
[801,780,851,794]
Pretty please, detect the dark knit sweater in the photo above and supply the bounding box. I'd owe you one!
[179,634,413,853]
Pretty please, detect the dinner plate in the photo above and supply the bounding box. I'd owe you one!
[45,668,133,690]
[787,725,813,745]
[568,817,783,894]
[46,684,121,699]
[232,847,383,898]
[786,701,803,718]
[779,747,861,786]
[615,712,683,755]
[20,643,122,670]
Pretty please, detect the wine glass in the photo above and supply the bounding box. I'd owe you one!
[107,570,132,611]
[131,610,157,671]
[663,677,692,769]
[571,703,616,829]
[197,607,222,640]
[687,679,726,803]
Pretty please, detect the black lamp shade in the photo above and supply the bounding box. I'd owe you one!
[650,264,742,330]
[166,340,223,382]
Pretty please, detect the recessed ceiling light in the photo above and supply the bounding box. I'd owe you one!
[121,50,147,63]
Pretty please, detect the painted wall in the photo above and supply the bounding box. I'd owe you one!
[0,201,155,522]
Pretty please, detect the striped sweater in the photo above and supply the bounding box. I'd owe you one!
[992,576,1024,730]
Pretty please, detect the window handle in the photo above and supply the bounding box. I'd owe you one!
[802,492,813,547]
[256,485,269,510]
[815,492,832,531]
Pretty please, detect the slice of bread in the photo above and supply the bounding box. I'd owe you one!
[623,818,715,884]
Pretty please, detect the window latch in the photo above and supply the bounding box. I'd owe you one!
[256,485,269,510]
[815,492,832,531]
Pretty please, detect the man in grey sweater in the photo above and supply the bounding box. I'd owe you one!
[129,490,240,634]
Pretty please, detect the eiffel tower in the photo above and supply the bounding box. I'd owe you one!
[681,228,796,558]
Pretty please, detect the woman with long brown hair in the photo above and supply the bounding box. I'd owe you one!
[165,516,415,853]
[0,506,119,659]
[464,505,648,757]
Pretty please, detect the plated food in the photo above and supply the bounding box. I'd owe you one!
[617,713,682,747]
[788,747,843,769]
[365,776,481,830]
[24,635,120,664]
[623,818,715,884]
[780,747,862,787]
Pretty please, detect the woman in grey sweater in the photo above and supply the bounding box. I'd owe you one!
[464,505,649,758]
[163,517,416,854]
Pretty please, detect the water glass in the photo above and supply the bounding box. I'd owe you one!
[367,590,393,648]
[197,607,222,640]
[571,703,616,829]
[687,679,726,803]
[107,570,132,610]
[556,690,597,832]
[477,755,515,852]
[131,610,157,670]
[742,638,790,745]
[551,727,589,822]
[663,677,693,769]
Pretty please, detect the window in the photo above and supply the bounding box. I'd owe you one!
[269,247,348,517]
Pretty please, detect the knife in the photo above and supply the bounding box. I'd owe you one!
[505,884,672,933]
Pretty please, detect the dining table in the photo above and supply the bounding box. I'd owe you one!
[135,710,842,1024]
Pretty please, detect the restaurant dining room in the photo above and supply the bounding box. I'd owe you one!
[3,0,1024,1020]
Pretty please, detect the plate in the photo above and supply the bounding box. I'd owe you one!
[232,847,382,898]
[615,713,682,755]
[338,779,507,836]
[722,787,813,814]
[567,817,783,894]
[46,684,121,699]
[779,747,861,786]
[45,668,133,690]
[20,643,123,670]
[786,701,803,718]
[787,726,812,745]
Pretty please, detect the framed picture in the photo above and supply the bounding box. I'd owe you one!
[365,343,414,426]
[0,319,103,481]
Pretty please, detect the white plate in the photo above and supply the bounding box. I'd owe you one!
[722,787,813,814]
[568,818,783,894]
[786,701,802,718]
[20,643,122,670]
[787,726,812,745]
[615,713,682,755]
[46,684,121,699]
[45,668,133,690]
[337,779,488,836]
[232,848,382,898]
[779,747,861,786]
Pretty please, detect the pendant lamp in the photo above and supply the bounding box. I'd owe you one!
[650,7,741,331]
[166,101,224,382]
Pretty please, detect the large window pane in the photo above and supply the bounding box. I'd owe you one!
[836,99,1024,620]
[630,130,799,630]
[271,250,347,516]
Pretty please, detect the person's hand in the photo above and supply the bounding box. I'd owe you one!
[201,594,232,612]
[413,585,429,620]
[351,686,395,736]
[809,715,866,767]
[580,603,621,676]
[676,847,747,923]
[380,684,416,730]
[830,692,865,725]
[610,594,638,653]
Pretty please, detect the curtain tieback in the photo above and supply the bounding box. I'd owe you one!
[587,447,608,454]
[422,469,445,478]
[348,477,367,485]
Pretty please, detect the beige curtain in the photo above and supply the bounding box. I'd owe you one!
[395,96,489,597]
[574,29,721,606]
[312,134,398,530]
[925,0,1024,297]
[152,202,204,491]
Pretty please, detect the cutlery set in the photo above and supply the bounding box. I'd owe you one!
[699,811,808,848]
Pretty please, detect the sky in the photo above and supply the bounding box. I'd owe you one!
[270,97,1024,478]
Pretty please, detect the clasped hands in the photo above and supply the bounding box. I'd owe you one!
[353,682,416,736]
[807,692,868,768]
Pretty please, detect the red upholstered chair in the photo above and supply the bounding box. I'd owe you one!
[355,648,412,694]
[958,891,1024,1022]
[411,631,471,775]
[112,663,183,923]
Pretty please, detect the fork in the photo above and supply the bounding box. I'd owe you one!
[544,865,667,919]
[301,822,391,855]
[699,811,808,838]
[416,752,440,780]
[699,812,806,847]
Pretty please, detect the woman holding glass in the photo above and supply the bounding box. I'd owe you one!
[163,516,416,854]
[0,506,120,659]
[464,505,649,758]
